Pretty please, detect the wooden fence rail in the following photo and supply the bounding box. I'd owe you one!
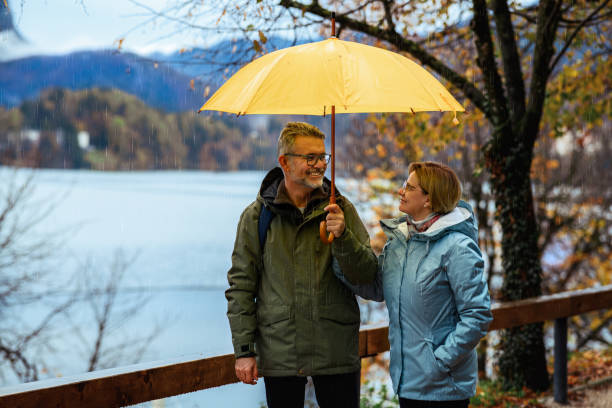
[2,285,612,407]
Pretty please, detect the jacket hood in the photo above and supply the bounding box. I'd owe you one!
[380,200,478,244]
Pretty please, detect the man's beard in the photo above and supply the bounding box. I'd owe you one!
[298,168,325,189]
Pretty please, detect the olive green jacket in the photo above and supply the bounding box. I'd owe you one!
[225,167,377,376]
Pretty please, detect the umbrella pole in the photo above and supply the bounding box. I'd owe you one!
[319,13,337,244]
[320,106,336,244]
[330,11,336,206]
[330,105,335,205]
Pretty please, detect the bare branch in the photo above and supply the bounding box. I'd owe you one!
[278,0,489,116]
[471,0,509,124]
[491,0,526,123]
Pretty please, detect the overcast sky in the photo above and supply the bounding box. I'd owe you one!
[2,0,221,60]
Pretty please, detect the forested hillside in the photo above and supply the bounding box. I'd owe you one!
[0,88,281,170]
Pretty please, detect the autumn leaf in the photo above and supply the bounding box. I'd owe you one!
[253,40,261,53]
[258,30,267,44]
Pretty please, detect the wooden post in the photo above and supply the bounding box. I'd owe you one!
[554,317,568,404]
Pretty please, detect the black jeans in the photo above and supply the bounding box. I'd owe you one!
[263,370,360,408]
[399,398,470,408]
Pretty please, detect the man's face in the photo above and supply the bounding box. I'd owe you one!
[282,136,327,190]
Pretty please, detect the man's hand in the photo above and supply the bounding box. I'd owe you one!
[324,203,345,238]
[235,357,258,385]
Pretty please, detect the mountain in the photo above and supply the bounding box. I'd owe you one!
[0,50,208,112]
[0,36,318,113]
[149,36,311,80]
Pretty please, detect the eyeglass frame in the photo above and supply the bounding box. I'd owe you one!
[283,153,331,166]
[401,179,429,195]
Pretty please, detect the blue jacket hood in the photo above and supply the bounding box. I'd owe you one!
[380,200,478,245]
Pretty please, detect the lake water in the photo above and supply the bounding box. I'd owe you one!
[1,168,381,407]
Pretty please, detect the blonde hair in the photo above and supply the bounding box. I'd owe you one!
[408,161,462,214]
[278,122,325,156]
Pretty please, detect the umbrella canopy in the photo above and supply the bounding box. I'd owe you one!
[199,27,464,243]
[198,37,463,116]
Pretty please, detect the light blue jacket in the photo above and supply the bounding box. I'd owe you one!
[337,201,492,400]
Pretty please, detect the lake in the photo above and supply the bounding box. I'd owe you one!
[1,168,381,407]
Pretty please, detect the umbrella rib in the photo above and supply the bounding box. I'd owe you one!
[401,54,445,112]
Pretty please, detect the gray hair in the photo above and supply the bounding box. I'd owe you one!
[278,122,325,156]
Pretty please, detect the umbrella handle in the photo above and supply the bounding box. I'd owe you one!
[319,220,335,244]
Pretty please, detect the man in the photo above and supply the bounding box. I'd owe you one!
[226,122,378,407]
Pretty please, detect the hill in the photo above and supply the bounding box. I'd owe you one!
[0,37,314,113]
[0,50,207,112]
[0,87,281,171]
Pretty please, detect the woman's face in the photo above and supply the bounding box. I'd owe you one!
[398,171,431,220]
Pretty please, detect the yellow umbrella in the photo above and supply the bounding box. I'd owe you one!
[198,37,463,115]
[199,15,463,243]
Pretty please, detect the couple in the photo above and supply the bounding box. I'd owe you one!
[225,122,492,408]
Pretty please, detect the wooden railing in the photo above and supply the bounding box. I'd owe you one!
[2,285,612,407]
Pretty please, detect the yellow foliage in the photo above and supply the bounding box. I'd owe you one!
[545,159,559,169]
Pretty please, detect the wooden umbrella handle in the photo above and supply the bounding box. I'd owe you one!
[320,178,336,244]
[320,221,334,244]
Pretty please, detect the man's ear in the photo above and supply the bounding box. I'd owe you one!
[278,155,289,172]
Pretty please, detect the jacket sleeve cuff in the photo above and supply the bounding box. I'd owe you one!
[234,342,257,358]
[332,227,355,257]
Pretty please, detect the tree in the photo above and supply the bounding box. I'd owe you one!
[74,251,162,372]
[0,170,75,382]
[0,171,164,383]
[0,88,279,171]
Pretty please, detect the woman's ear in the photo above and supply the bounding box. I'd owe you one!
[424,195,432,210]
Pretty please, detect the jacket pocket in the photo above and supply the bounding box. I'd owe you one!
[257,304,291,326]
[448,350,478,396]
[424,340,450,383]
[314,304,360,371]
[256,305,294,371]
[319,304,360,325]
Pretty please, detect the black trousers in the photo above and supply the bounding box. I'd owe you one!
[263,370,360,408]
[399,398,470,408]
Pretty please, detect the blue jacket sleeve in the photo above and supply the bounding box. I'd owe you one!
[433,237,492,369]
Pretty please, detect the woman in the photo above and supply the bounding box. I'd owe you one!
[336,161,492,407]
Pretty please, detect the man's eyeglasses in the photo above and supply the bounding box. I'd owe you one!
[284,153,331,166]
[401,179,428,195]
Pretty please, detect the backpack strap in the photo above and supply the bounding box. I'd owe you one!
[258,204,276,252]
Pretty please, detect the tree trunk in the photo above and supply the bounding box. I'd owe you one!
[485,130,550,391]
